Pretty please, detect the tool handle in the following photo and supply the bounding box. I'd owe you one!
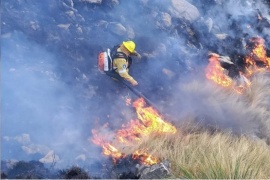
[118,79,160,111]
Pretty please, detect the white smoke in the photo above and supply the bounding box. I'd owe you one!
[166,71,270,143]
[2,0,270,173]
[1,31,101,168]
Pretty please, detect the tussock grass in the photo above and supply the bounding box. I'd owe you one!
[244,72,270,143]
[121,72,270,179]
[125,130,270,179]
[168,71,270,144]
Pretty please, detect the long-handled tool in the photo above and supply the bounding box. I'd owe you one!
[118,79,163,114]
[113,77,177,123]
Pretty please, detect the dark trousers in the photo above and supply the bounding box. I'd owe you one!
[105,70,123,81]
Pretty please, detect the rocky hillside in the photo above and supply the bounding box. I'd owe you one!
[2,0,270,178]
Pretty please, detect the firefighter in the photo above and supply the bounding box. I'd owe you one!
[106,41,141,86]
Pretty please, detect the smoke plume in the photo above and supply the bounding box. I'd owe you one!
[2,0,270,175]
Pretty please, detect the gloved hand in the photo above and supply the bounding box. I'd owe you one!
[131,80,138,86]
[136,53,142,59]
[133,51,142,59]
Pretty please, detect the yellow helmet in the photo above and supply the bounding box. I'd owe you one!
[123,41,136,53]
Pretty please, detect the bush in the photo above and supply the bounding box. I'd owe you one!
[1,172,8,179]
[7,160,50,179]
[59,166,91,179]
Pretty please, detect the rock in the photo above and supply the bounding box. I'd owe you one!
[96,20,109,28]
[110,0,120,6]
[156,12,172,29]
[75,154,87,161]
[108,22,127,36]
[170,0,200,22]
[76,26,83,34]
[162,68,175,79]
[215,33,228,40]
[66,10,75,18]
[57,23,71,30]
[30,21,40,31]
[161,12,172,27]
[79,0,102,4]
[126,26,136,39]
[136,160,172,179]
[62,0,77,11]
[39,150,60,164]
[204,17,213,32]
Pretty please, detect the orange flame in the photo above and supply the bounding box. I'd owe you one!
[91,98,176,165]
[245,37,270,77]
[91,128,124,162]
[205,37,269,94]
[205,56,249,94]
[132,150,159,165]
[133,98,177,134]
[205,55,233,87]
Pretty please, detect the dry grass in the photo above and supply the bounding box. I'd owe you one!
[124,130,270,179]
[244,72,270,143]
[120,72,270,179]
[168,71,270,144]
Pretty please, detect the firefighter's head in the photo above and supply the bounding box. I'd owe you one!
[123,41,136,53]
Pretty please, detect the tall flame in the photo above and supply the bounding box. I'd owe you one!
[205,54,233,87]
[245,37,270,77]
[91,98,176,165]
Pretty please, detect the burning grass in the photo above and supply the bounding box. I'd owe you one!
[91,98,176,165]
[128,129,270,179]
[205,37,270,94]
[91,71,270,177]
[126,72,270,178]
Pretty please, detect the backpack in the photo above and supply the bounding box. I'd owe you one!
[97,45,132,73]
[97,48,112,72]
